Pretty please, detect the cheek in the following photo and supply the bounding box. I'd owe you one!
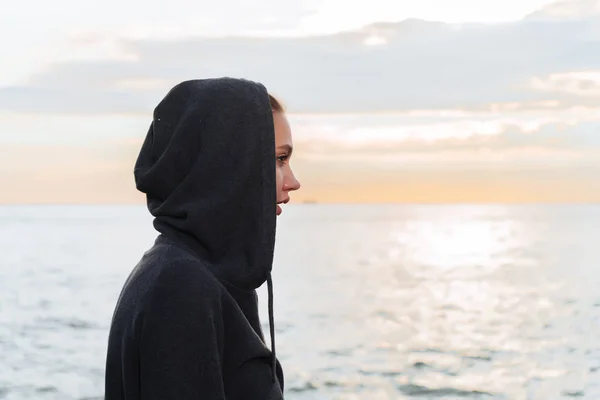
[275,167,284,192]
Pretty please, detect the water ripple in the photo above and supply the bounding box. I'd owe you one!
[2,204,599,399]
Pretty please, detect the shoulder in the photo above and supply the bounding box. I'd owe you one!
[139,242,224,312]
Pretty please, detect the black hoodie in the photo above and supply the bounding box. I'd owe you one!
[104,78,284,399]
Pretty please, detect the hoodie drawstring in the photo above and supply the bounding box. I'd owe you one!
[266,272,277,382]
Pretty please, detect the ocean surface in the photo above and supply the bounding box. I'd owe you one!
[1,204,599,400]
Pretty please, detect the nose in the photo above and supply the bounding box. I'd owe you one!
[284,171,301,192]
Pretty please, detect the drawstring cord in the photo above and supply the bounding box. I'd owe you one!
[266,272,277,382]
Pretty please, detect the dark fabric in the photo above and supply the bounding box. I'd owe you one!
[104,78,283,399]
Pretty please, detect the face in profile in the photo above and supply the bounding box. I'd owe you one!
[273,111,301,215]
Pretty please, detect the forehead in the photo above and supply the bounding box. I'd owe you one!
[273,112,292,144]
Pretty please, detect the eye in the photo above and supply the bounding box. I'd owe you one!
[277,154,289,164]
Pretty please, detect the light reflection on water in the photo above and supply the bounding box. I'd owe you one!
[268,204,599,399]
[0,204,599,399]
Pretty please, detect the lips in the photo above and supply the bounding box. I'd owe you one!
[276,198,289,216]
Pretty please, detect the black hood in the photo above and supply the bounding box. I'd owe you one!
[134,77,277,291]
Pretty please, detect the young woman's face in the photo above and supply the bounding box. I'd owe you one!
[273,111,301,215]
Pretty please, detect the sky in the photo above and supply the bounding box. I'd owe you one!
[1,0,600,203]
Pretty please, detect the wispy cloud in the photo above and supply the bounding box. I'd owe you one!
[1,0,599,114]
[2,0,599,203]
[525,0,600,19]
[295,120,600,167]
[530,71,600,97]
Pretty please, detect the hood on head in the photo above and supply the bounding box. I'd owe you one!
[134,77,277,290]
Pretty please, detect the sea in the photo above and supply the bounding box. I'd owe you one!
[0,204,599,400]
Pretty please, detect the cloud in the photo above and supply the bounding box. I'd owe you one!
[3,0,318,38]
[289,102,600,146]
[1,0,600,114]
[530,71,600,96]
[293,119,600,169]
[525,0,600,20]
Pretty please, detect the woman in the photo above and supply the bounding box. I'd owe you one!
[104,77,301,399]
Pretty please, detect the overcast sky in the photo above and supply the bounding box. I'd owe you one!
[1,0,599,203]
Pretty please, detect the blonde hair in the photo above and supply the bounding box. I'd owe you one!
[268,94,284,113]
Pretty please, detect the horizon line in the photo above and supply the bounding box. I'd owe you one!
[1,201,599,206]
